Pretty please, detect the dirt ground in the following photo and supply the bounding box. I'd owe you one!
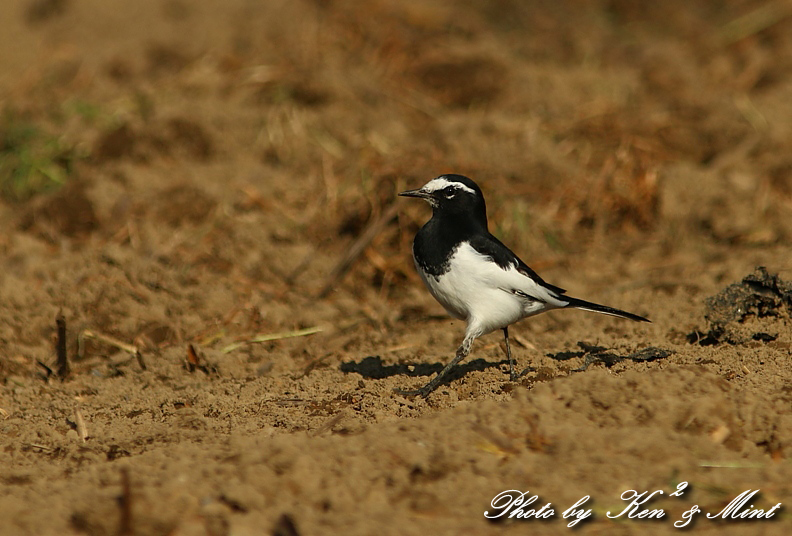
[1,1,791,534]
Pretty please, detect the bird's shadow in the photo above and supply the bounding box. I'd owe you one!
[340,355,510,383]
[546,341,674,371]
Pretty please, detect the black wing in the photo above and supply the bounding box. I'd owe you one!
[467,233,567,296]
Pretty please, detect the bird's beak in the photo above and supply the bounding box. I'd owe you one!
[398,188,431,200]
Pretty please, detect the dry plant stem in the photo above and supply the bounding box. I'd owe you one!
[23,443,53,452]
[720,2,792,44]
[309,412,345,437]
[318,202,400,299]
[73,407,88,442]
[221,326,322,353]
[134,351,147,371]
[36,360,54,379]
[78,330,139,357]
[56,313,70,379]
[119,468,133,536]
[299,353,331,379]
[512,333,536,350]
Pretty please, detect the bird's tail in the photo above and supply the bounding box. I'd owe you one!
[563,296,650,323]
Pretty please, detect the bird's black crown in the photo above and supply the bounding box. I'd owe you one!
[399,174,488,225]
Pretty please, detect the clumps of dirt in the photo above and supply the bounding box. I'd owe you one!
[688,266,792,346]
[145,42,194,75]
[549,110,671,233]
[153,184,216,227]
[412,56,508,108]
[706,266,792,324]
[25,0,69,25]
[93,117,214,162]
[249,75,331,108]
[161,118,214,161]
[563,164,661,232]
[17,181,99,239]
[547,342,674,371]
[93,123,136,160]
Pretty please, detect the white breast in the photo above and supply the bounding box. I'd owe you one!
[416,242,568,337]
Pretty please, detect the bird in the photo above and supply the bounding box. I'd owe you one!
[397,174,649,397]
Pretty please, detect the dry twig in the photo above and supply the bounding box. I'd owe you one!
[79,329,139,357]
[309,412,346,437]
[221,326,322,354]
[720,2,792,44]
[318,202,400,298]
[119,468,133,536]
[56,312,70,379]
[73,407,88,442]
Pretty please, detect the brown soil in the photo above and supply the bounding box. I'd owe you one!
[1,1,791,535]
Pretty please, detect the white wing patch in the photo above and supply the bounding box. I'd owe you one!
[422,177,476,195]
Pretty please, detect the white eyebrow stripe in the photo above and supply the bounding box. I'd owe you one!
[422,177,476,195]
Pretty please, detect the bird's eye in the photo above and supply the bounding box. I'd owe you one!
[444,189,456,199]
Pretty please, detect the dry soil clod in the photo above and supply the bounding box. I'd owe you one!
[271,513,300,536]
[689,266,791,345]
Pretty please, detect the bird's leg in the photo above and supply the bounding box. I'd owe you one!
[502,327,518,381]
[395,335,474,398]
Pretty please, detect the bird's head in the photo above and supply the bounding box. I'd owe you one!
[399,174,487,222]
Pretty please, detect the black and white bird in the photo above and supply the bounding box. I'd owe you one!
[398,174,649,397]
